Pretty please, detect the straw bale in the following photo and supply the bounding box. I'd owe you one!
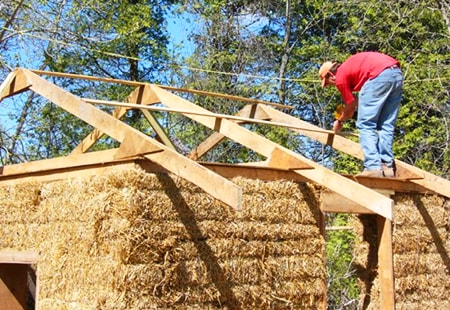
[393,252,449,277]
[0,167,325,309]
[205,238,323,258]
[395,273,450,293]
[393,193,449,228]
[122,235,323,265]
[393,227,448,253]
[116,277,325,309]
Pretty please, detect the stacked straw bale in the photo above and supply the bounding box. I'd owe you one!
[352,193,450,309]
[0,167,326,309]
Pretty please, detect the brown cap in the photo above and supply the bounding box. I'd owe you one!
[319,61,335,87]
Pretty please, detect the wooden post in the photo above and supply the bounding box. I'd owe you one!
[377,215,395,309]
[319,209,327,310]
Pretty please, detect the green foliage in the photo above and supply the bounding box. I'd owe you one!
[326,214,360,309]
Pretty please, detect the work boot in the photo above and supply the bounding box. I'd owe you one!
[382,162,397,178]
[356,169,383,177]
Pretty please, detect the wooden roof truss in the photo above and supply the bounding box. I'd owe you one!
[1,68,449,216]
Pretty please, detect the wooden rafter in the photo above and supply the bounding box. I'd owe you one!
[0,69,31,100]
[3,68,242,210]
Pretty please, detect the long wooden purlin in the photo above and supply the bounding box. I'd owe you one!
[258,104,450,199]
[149,84,394,220]
[17,69,242,210]
[30,69,292,110]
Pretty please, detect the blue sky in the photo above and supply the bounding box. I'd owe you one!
[166,11,196,58]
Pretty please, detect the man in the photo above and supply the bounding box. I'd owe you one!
[319,51,403,177]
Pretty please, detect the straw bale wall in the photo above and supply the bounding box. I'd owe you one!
[353,193,450,309]
[0,167,326,309]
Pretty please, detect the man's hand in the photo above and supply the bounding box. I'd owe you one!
[332,99,356,132]
[333,120,344,132]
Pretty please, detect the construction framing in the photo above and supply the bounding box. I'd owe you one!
[1,68,449,309]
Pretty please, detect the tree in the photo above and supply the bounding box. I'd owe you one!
[169,0,285,162]
[0,0,179,163]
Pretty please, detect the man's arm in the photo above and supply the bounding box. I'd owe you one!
[333,99,357,132]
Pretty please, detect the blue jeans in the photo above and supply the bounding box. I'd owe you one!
[357,67,403,170]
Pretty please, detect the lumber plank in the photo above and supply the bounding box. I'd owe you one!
[0,161,141,186]
[268,148,311,170]
[20,69,243,210]
[114,133,163,159]
[200,162,310,181]
[377,216,395,309]
[0,149,120,176]
[150,84,394,220]
[188,132,225,160]
[85,98,347,136]
[0,264,28,309]
[0,152,433,197]
[0,71,18,100]
[201,164,432,193]
[258,104,364,158]
[320,190,375,214]
[31,69,291,109]
[31,69,145,86]
[0,251,39,264]
[140,109,176,150]
[161,85,293,110]
[259,104,450,199]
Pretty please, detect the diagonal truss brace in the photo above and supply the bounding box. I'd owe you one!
[188,104,271,160]
[71,85,175,154]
